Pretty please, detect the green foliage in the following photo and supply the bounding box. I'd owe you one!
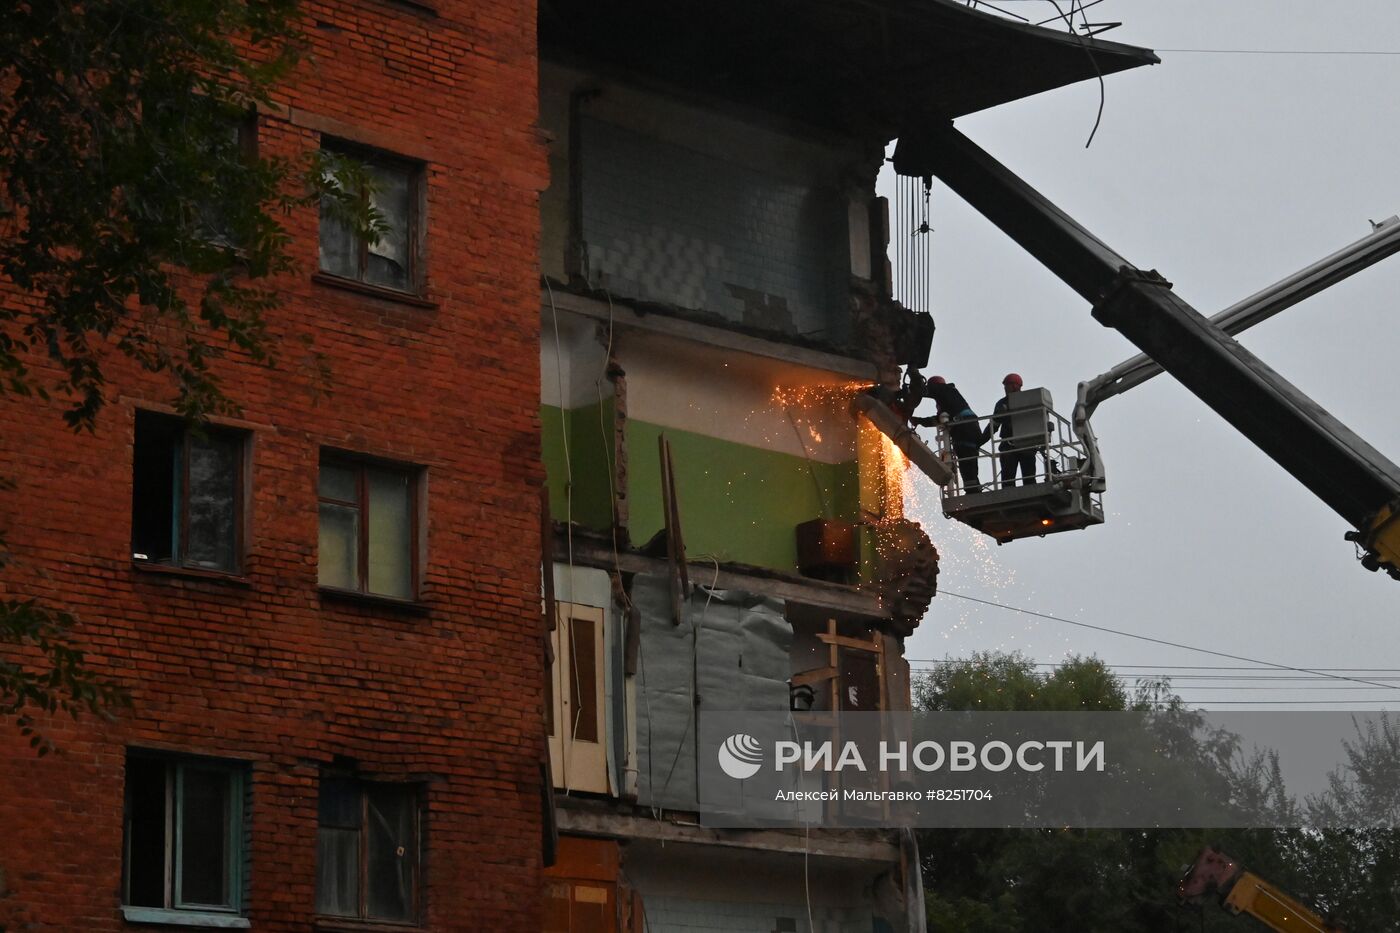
[1,1,387,750]
[915,653,1400,932]
[0,0,385,428]
[0,598,130,757]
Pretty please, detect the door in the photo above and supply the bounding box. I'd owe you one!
[546,604,609,794]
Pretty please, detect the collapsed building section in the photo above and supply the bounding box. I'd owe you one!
[536,2,1157,930]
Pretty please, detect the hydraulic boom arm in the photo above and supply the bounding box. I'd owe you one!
[1178,847,1343,933]
[894,124,1400,579]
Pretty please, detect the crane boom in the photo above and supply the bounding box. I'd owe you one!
[1083,214,1400,414]
[893,124,1400,579]
[1178,847,1343,933]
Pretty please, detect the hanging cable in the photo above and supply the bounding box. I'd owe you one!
[938,589,1400,692]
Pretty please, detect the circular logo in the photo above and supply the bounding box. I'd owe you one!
[717,733,764,780]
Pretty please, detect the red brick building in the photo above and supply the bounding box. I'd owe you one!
[0,1,547,930]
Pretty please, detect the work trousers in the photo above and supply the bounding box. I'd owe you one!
[1000,447,1040,487]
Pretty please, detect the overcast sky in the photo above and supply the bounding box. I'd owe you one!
[886,0,1400,709]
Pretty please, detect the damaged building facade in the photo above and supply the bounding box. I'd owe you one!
[535,3,1156,931]
[0,0,1160,931]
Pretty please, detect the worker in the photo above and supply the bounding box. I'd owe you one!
[914,376,984,493]
[983,372,1041,487]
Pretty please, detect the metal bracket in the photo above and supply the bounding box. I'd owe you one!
[1090,266,1173,329]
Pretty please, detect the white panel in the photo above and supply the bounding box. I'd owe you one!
[541,309,614,409]
[618,331,860,464]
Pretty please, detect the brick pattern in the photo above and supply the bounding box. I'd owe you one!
[579,118,850,342]
[0,0,547,929]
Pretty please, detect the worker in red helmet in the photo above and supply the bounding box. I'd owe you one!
[914,375,984,493]
[982,372,1041,487]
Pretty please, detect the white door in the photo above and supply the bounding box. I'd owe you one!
[547,604,609,793]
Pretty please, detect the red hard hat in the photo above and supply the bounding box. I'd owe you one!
[1003,372,1023,389]
[929,375,947,385]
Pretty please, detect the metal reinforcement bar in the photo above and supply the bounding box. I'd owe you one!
[893,124,1400,565]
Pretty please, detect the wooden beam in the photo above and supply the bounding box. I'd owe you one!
[817,632,882,652]
[790,666,838,687]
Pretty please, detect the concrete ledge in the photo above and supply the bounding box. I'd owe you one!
[542,287,877,381]
[554,798,900,864]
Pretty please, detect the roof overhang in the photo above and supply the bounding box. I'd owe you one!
[540,0,1158,140]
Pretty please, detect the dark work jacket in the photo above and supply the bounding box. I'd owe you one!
[926,382,975,420]
[926,383,981,451]
[984,396,1013,445]
[984,395,1049,448]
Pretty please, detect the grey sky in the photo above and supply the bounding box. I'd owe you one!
[885,1,1400,708]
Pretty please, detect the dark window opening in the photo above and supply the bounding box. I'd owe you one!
[316,777,420,923]
[122,752,245,914]
[318,144,423,294]
[568,616,598,743]
[318,456,419,600]
[131,412,244,574]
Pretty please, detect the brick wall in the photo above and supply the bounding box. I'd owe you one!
[0,0,547,929]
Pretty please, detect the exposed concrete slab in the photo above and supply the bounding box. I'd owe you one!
[555,797,900,864]
[543,288,876,380]
[560,531,888,619]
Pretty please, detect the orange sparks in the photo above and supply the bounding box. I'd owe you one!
[770,381,873,409]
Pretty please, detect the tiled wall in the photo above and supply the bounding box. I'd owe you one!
[580,117,850,342]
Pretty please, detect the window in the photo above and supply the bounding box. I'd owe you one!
[316,778,420,923]
[195,114,258,248]
[123,752,247,923]
[318,144,422,293]
[132,411,245,574]
[318,456,420,600]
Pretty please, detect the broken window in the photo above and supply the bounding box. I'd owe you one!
[122,752,246,918]
[318,143,421,293]
[316,777,420,923]
[131,411,245,574]
[318,455,419,600]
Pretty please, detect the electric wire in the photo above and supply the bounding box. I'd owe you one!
[544,276,580,796]
[1156,48,1400,56]
[938,589,1400,692]
[1041,0,1107,147]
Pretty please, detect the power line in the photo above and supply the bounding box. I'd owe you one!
[909,669,1400,683]
[938,589,1400,693]
[1156,48,1400,56]
[1171,700,1400,706]
[908,661,1400,670]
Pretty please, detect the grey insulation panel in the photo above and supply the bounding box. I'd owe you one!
[633,574,790,811]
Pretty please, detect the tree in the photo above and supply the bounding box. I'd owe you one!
[914,653,1395,932]
[0,0,382,746]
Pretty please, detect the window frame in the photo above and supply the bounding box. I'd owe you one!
[315,777,423,925]
[317,453,423,602]
[317,140,425,296]
[131,411,248,577]
[122,752,248,924]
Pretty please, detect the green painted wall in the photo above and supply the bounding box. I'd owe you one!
[541,399,616,530]
[627,419,859,572]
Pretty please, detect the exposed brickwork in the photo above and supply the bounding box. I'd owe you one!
[0,0,547,929]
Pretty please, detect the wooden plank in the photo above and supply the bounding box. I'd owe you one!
[817,632,883,652]
[790,666,838,687]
